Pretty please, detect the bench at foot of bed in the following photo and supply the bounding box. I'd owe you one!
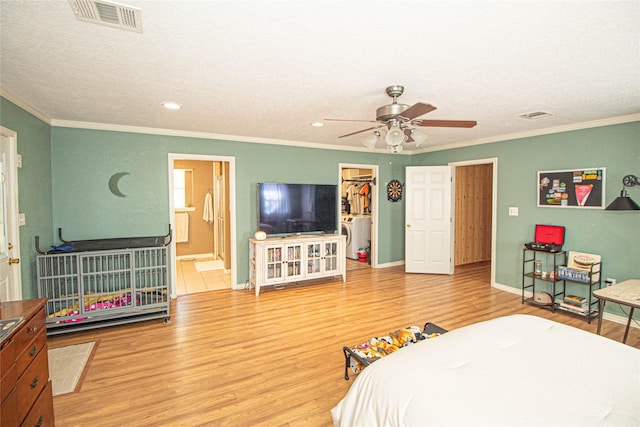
[343,322,447,380]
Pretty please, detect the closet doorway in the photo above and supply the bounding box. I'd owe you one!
[168,154,236,297]
[450,158,497,285]
[339,163,379,271]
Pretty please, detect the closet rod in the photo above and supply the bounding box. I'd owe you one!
[342,177,376,185]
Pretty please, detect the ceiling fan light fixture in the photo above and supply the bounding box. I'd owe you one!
[388,144,403,153]
[385,124,405,146]
[363,131,381,149]
[410,129,428,147]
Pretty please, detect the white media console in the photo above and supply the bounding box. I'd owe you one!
[249,234,346,296]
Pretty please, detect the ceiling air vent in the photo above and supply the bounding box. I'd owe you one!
[518,111,554,120]
[69,0,142,33]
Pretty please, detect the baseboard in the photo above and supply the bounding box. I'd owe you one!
[376,260,405,269]
[493,281,639,330]
[176,253,214,261]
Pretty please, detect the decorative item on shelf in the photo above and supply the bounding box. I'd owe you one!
[558,251,601,283]
[533,292,553,305]
[254,230,267,241]
[534,260,543,276]
[386,180,403,202]
[605,174,639,210]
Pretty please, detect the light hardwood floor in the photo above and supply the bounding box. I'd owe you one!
[48,263,639,426]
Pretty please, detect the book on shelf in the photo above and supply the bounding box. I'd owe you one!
[559,302,589,314]
[564,295,586,305]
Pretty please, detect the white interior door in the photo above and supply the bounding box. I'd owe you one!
[405,166,453,274]
[0,128,21,301]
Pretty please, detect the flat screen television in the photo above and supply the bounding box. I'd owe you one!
[257,183,338,235]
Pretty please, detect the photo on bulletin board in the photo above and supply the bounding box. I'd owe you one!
[537,168,605,208]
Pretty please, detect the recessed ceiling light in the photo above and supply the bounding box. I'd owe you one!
[162,101,182,110]
[518,111,553,119]
[311,122,324,127]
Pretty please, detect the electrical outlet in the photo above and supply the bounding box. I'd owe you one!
[605,278,616,287]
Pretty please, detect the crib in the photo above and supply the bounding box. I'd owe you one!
[36,227,172,335]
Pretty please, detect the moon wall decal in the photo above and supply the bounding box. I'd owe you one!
[109,172,130,197]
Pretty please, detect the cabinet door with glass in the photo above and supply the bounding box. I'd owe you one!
[284,242,303,280]
[323,240,340,275]
[306,242,323,277]
[264,244,284,283]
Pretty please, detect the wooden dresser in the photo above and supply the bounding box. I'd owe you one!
[1,298,54,427]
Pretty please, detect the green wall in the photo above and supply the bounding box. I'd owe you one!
[49,127,412,289]
[2,95,639,323]
[414,122,640,318]
[0,98,53,299]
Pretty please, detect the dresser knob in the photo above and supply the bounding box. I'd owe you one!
[30,325,39,333]
[29,343,38,357]
[30,375,40,389]
[35,415,44,427]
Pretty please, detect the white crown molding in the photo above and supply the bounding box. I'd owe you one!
[0,86,51,125]
[416,113,640,154]
[50,118,399,154]
[3,87,637,154]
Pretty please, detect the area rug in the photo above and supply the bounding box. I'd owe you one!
[195,260,224,272]
[48,341,96,396]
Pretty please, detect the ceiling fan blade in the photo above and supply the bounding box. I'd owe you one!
[325,118,379,123]
[403,128,414,143]
[399,103,437,120]
[338,125,383,138]
[416,119,477,128]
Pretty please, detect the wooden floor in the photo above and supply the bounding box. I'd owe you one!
[48,263,639,426]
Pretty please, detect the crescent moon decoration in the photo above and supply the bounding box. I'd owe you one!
[108,172,130,197]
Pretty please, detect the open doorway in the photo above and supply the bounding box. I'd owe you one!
[168,154,236,297]
[339,163,379,271]
[450,158,498,285]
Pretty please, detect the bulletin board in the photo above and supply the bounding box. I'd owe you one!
[537,168,606,208]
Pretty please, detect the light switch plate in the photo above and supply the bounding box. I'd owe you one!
[18,213,25,226]
[508,207,518,216]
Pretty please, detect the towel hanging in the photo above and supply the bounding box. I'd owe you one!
[175,212,189,243]
[203,192,214,224]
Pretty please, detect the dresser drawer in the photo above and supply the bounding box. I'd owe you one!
[14,308,46,361]
[16,329,47,376]
[1,337,17,403]
[1,362,16,404]
[15,344,49,423]
[22,380,54,427]
[0,388,18,427]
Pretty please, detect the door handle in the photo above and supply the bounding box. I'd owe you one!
[406,224,411,228]
[8,258,20,265]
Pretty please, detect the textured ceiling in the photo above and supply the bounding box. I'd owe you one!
[1,1,639,153]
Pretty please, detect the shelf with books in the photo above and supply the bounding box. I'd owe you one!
[522,247,601,324]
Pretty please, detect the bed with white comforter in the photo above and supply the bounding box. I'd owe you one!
[332,314,639,426]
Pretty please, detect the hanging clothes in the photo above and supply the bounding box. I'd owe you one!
[348,184,361,214]
[203,192,214,224]
[359,183,370,213]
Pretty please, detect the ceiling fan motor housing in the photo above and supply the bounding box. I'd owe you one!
[376,103,410,122]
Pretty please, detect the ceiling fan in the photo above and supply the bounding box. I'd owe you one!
[325,85,477,152]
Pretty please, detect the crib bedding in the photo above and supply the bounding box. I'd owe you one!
[332,314,640,427]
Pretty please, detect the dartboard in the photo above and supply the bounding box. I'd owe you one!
[387,180,403,202]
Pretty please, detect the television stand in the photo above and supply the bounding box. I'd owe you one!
[249,234,346,295]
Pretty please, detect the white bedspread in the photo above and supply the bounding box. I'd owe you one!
[332,314,640,426]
